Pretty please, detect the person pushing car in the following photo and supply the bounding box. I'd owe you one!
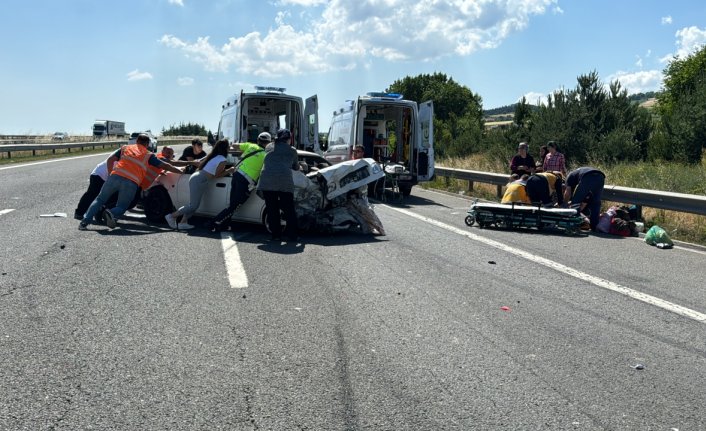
[208,132,269,232]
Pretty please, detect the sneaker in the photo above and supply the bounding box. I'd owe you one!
[165,213,177,229]
[177,222,195,230]
[103,209,116,229]
[78,222,88,230]
[73,211,83,220]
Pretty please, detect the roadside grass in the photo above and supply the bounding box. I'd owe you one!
[426,154,706,246]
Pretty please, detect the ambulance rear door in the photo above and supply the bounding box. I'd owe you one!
[304,95,319,153]
[417,100,434,181]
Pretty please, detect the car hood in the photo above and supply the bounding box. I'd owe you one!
[314,158,384,200]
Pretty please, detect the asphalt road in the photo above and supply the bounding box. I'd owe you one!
[1,152,705,430]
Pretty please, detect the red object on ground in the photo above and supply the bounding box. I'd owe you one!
[500,306,511,311]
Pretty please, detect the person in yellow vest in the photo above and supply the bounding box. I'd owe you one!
[525,171,565,207]
[501,174,531,205]
[78,134,185,230]
[207,132,270,232]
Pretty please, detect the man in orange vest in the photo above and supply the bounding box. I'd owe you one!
[79,134,185,230]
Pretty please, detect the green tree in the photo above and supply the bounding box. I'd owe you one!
[162,122,208,136]
[386,73,484,157]
[657,45,706,163]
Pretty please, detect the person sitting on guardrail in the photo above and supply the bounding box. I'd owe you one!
[501,174,531,205]
[207,133,269,232]
[563,167,605,231]
[510,142,535,177]
[78,134,185,230]
[543,141,566,178]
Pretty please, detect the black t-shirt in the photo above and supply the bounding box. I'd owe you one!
[179,146,207,161]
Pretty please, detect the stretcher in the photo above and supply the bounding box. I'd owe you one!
[464,200,585,234]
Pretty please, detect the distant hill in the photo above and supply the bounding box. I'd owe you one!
[483,91,661,117]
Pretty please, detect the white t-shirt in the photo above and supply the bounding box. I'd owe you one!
[202,155,226,176]
[91,160,109,181]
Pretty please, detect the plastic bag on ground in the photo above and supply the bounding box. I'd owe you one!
[644,225,674,248]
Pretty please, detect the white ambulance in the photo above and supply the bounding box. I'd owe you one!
[323,92,434,197]
[216,86,319,153]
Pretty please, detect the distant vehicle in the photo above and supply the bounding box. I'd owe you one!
[51,132,69,141]
[128,131,158,153]
[324,92,434,197]
[92,120,126,138]
[216,86,320,153]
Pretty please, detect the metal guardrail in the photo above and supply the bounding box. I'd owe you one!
[434,166,706,216]
[1,138,194,159]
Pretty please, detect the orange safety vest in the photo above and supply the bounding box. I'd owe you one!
[140,151,167,189]
[112,144,152,186]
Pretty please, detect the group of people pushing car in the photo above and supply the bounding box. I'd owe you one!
[502,141,606,231]
[76,128,301,242]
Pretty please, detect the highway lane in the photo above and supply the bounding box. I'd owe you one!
[1,155,705,429]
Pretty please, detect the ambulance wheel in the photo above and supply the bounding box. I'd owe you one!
[464,215,475,226]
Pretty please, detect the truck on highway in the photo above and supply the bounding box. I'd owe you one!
[92,120,126,138]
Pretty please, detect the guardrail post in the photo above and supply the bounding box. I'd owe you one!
[496,185,502,198]
[468,180,474,193]
[32,150,36,157]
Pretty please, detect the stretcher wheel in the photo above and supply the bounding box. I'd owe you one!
[464,215,475,226]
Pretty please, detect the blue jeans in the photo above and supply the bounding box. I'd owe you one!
[82,175,138,225]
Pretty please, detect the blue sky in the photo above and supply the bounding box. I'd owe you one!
[1,0,705,136]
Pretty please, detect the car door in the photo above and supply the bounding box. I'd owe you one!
[304,95,319,153]
[416,100,434,181]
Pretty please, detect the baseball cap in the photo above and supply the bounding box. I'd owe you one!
[257,132,272,143]
[518,142,528,150]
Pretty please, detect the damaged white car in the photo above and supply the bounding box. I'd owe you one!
[142,151,386,235]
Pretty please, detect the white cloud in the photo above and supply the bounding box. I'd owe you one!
[673,26,706,58]
[521,92,548,106]
[127,69,153,81]
[168,0,184,6]
[160,0,559,77]
[608,70,663,94]
[177,77,194,86]
[277,0,326,5]
[635,56,643,68]
[553,6,563,14]
[661,15,672,25]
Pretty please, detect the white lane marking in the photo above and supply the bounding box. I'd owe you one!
[0,153,112,171]
[221,232,248,289]
[386,205,706,324]
[0,209,16,216]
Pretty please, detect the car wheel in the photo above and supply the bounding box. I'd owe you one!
[143,185,175,223]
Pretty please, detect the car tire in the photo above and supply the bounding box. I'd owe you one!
[143,185,175,224]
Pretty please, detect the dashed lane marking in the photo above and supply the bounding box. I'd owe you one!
[221,232,248,289]
[0,209,16,216]
[385,205,706,324]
